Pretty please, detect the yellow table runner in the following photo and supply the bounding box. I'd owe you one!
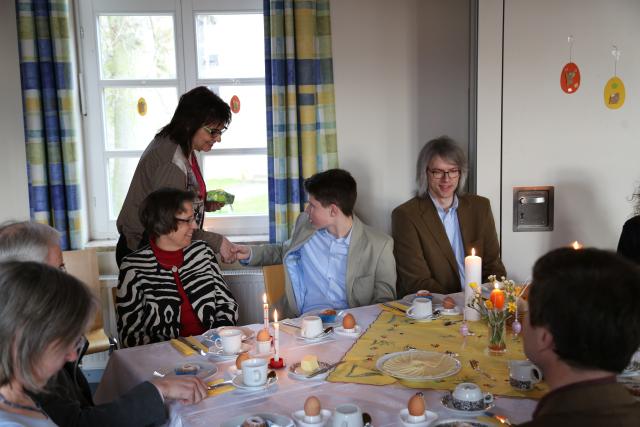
[327,305,548,399]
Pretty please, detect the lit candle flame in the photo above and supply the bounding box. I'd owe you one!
[263,293,267,304]
[572,241,583,250]
[274,309,278,323]
[494,282,499,290]
[471,248,476,256]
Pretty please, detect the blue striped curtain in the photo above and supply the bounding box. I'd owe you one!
[264,0,339,242]
[15,0,82,249]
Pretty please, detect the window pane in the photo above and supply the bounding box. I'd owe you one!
[210,85,266,149]
[203,154,268,216]
[98,15,176,80]
[103,87,178,151]
[107,157,139,220]
[195,14,265,79]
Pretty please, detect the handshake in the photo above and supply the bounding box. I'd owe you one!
[218,238,252,264]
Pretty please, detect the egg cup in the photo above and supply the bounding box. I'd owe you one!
[399,408,438,427]
[291,409,332,427]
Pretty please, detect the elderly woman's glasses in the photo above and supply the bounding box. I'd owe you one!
[202,125,227,137]
[175,216,197,225]
[428,168,461,179]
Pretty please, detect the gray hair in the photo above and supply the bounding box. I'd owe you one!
[0,261,96,391]
[0,221,60,262]
[416,136,469,198]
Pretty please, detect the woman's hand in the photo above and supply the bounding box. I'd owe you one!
[150,376,208,404]
[205,201,225,212]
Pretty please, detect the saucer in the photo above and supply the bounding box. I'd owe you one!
[221,413,294,427]
[295,330,334,343]
[154,361,217,379]
[291,409,332,427]
[441,393,494,417]
[203,326,256,342]
[231,373,278,391]
[430,419,492,427]
[208,343,252,359]
[434,305,461,316]
[334,325,362,337]
[399,408,438,427]
[228,365,241,377]
[288,361,332,381]
[405,312,433,322]
[304,309,345,327]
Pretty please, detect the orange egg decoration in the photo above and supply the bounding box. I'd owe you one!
[256,328,271,342]
[342,313,356,330]
[235,352,250,369]
[304,396,321,417]
[408,392,426,416]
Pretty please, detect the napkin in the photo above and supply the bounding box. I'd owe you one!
[207,378,235,396]
[169,336,209,356]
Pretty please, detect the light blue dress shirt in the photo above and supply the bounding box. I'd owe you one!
[287,228,352,314]
[429,192,465,288]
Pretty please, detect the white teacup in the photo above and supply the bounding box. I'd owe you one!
[332,403,363,427]
[509,360,542,390]
[301,316,324,338]
[407,297,433,319]
[241,358,268,386]
[451,382,493,411]
[213,328,242,354]
[256,339,271,354]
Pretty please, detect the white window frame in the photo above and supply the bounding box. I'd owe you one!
[76,0,267,240]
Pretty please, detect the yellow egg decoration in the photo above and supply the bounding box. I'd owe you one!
[604,76,625,109]
[137,97,147,116]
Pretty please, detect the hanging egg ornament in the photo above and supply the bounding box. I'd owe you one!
[512,319,522,335]
[560,62,580,94]
[459,322,469,337]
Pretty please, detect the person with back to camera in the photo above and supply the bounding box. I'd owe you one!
[0,221,208,427]
[116,86,235,267]
[392,136,506,297]
[617,185,640,264]
[518,247,640,426]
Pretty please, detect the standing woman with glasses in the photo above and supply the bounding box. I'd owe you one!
[391,136,506,297]
[117,188,238,348]
[116,86,234,267]
[0,261,96,426]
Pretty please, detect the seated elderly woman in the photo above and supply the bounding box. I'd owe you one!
[117,187,239,348]
[0,261,96,426]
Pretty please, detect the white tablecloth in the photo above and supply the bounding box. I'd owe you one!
[95,300,537,426]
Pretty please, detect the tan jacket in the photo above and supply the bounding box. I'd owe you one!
[391,194,506,296]
[116,136,222,252]
[247,213,397,318]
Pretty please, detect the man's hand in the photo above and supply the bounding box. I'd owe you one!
[233,244,251,261]
[150,376,208,405]
[219,236,235,263]
[204,201,225,212]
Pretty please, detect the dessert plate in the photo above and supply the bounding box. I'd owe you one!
[288,361,332,381]
[154,361,217,379]
[376,350,461,381]
[433,305,461,316]
[221,413,294,427]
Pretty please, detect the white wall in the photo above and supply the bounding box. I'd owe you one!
[479,0,640,280]
[0,0,30,222]
[331,0,471,232]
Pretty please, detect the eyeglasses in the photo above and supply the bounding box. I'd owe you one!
[428,168,461,179]
[74,335,87,355]
[202,125,227,137]
[175,216,197,225]
[59,263,66,272]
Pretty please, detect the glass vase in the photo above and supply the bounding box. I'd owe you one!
[487,319,507,354]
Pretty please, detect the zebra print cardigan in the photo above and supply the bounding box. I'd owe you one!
[116,240,238,348]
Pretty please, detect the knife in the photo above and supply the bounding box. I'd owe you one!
[177,336,207,356]
[382,302,408,313]
[306,360,345,378]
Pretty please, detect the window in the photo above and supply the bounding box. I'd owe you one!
[77,0,267,239]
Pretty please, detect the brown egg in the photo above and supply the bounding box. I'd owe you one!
[304,396,321,417]
[235,352,250,369]
[342,313,356,329]
[256,328,271,342]
[408,392,426,416]
[442,296,456,309]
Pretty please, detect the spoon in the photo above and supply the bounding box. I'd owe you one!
[362,412,372,427]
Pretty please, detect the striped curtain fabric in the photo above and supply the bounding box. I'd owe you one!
[15,0,83,249]
[264,0,339,242]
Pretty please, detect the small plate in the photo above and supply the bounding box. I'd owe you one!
[288,361,332,381]
[295,330,334,343]
[203,326,255,342]
[208,342,252,359]
[221,413,294,427]
[376,350,461,381]
[292,409,332,427]
[434,305,461,316]
[154,361,217,379]
[441,393,494,417]
[334,325,362,337]
[399,408,438,427]
[231,373,278,391]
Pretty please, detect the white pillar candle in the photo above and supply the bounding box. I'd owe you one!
[263,293,269,330]
[464,248,482,321]
[273,309,280,362]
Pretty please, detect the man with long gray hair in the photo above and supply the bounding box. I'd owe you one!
[391,136,506,297]
[0,220,208,427]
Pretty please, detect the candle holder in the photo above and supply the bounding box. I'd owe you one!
[268,357,286,369]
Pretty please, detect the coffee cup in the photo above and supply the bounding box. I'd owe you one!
[451,382,493,411]
[301,316,324,338]
[406,297,433,319]
[509,360,542,390]
[256,339,271,354]
[213,328,242,354]
[241,358,268,386]
[332,403,363,427]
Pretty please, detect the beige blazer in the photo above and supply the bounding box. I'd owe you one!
[391,194,506,296]
[247,213,397,317]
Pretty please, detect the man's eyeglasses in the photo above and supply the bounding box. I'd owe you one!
[74,335,87,355]
[202,125,227,137]
[175,216,197,225]
[428,168,461,180]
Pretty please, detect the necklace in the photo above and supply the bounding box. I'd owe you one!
[0,391,47,416]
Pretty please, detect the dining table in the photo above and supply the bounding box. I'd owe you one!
[94,293,538,426]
